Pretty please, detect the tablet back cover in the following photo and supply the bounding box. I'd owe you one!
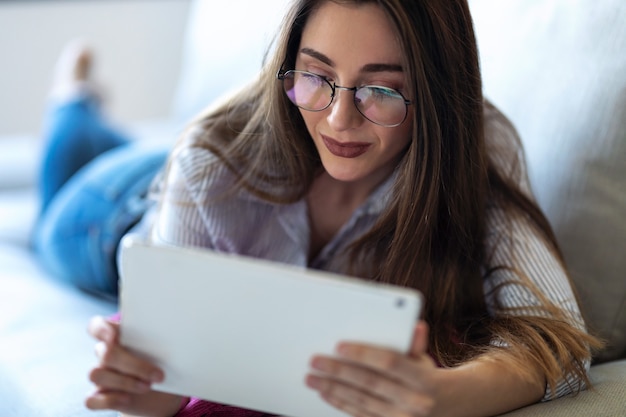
[119,238,421,417]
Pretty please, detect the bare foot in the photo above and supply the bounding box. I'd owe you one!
[50,39,102,103]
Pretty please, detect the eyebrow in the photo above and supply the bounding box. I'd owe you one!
[300,47,403,73]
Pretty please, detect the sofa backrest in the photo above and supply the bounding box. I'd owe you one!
[471,0,626,362]
[170,0,289,124]
[172,0,626,362]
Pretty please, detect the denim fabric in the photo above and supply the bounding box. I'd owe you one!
[38,98,130,214]
[34,97,168,298]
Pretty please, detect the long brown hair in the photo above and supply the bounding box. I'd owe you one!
[173,0,601,396]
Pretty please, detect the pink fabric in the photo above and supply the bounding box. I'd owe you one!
[175,398,273,417]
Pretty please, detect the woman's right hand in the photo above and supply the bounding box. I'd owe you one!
[85,315,187,417]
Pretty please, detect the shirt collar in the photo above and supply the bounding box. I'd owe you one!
[356,169,398,217]
[238,168,398,216]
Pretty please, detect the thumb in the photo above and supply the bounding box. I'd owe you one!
[87,315,120,344]
[409,320,429,358]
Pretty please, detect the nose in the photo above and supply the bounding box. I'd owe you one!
[326,88,364,131]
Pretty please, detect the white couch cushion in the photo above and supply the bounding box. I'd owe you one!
[0,135,40,189]
[0,189,38,246]
[0,243,117,417]
[470,0,626,361]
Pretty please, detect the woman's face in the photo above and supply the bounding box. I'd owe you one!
[295,1,413,186]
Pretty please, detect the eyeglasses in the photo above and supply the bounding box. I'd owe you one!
[277,70,411,127]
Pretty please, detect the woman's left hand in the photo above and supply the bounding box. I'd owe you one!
[306,320,444,417]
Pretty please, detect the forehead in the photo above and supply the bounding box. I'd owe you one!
[299,1,403,66]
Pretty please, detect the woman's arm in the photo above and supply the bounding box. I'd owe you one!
[150,144,220,248]
[306,321,544,417]
[441,353,544,416]
[481,101,594,400]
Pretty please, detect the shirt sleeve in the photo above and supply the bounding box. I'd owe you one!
[149,143,232,249]
[483,203,590,401]
[482,100,591,399]
[482,101,590,400]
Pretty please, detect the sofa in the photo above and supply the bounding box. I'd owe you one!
[1,1,624,416]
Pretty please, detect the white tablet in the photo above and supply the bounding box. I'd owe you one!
[118,236,422,417]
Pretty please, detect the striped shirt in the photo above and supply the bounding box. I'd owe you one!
[137,104,588,414]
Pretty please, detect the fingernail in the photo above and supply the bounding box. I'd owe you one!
[306,374,322,390]
[95,328,108,343]
[136,381,150,392]
[337,343,351,356]
[311,357,329,372]
[150,371,163,383]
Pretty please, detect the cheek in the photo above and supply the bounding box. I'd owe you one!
[299,109,323,139]
[387,122,413,152]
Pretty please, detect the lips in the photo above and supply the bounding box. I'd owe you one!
[321,135,371,158]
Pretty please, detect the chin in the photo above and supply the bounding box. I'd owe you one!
[321,159,368,183]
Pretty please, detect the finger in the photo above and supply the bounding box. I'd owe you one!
[94,341,163,384]
[89,366,152,394]
[307,373,432,417]
[309,357,432,412]
[321,391,380,417]
[87,316,119,344]
[334,343,424,385]
[409,321,429,358]
[334,341,438,387]
[85,389,131,411]
[311,356,401,401]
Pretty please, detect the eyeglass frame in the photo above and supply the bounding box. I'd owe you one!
[276,68,413,128]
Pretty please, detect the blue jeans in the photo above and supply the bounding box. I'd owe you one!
[33,97,168,298]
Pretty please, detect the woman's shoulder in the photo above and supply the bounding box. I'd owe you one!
[163,128,239,201]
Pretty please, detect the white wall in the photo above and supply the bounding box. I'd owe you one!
[0,0,191,137]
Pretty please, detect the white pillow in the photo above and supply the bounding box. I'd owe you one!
[470,0,626,361]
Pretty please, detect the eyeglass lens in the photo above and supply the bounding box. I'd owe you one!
[282,71,407,127]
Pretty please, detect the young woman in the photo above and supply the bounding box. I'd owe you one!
[35,1,599,416]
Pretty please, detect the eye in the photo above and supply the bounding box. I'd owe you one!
[362,86,404,102]
[300,71,326,86]
[302,66,334,83]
